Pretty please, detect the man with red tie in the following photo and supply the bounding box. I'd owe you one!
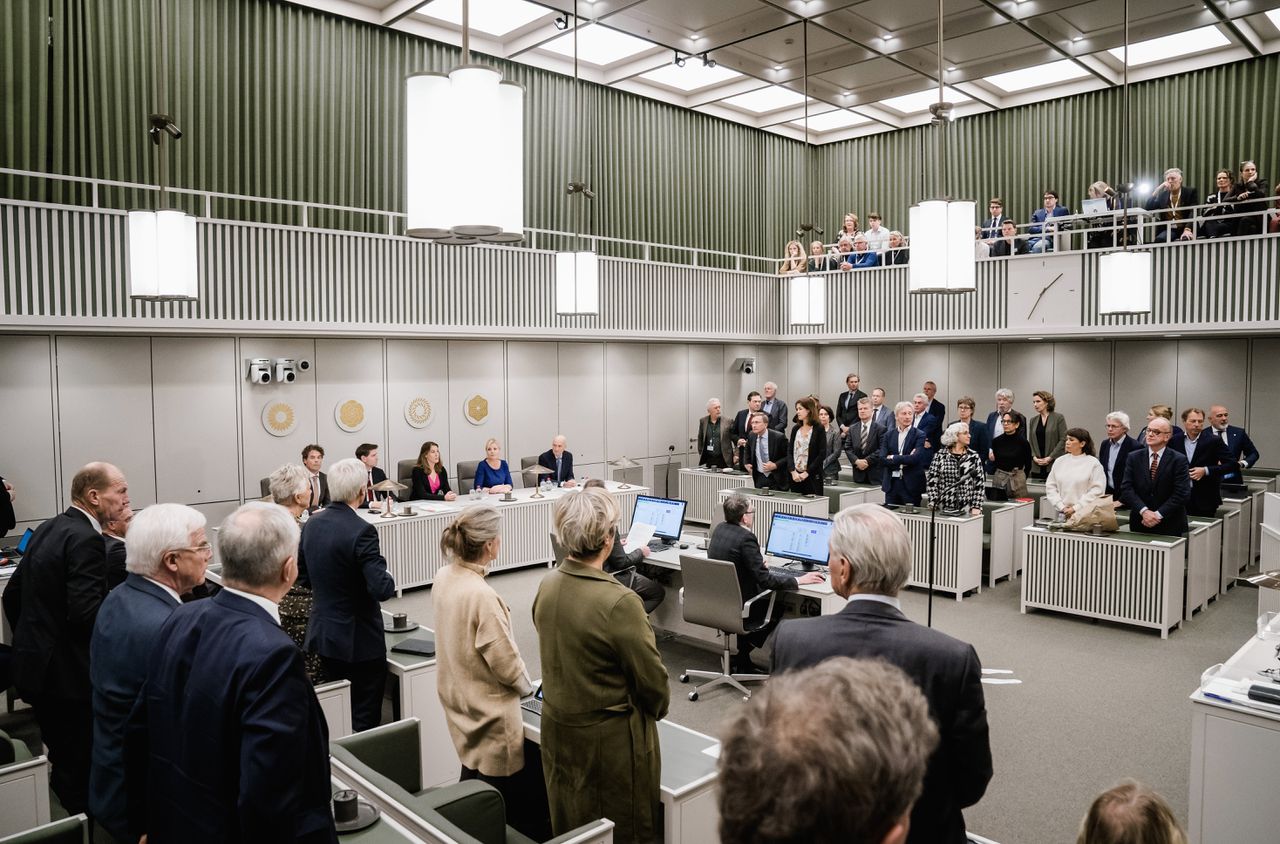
[1120,417,1190,536]
[355,443,388,509]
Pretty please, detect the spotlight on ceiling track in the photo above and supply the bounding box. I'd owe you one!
[701,53,716,68]
[673,51,686,67]
[553,15,569,30]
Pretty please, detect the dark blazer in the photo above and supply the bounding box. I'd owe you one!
[788,424,826,486]
[1215,425,1260,485]
[927,398,946,424]
[697,414,734,467]
[1234,177,1271,235]
[105,536,128,590]
[8,507,107,700]
[358,466,389,508]
[807,255,834,273]
[762,397,788,432]
[1145,186,1201,237]
[0,475,14,537]
[1098,435,1140,498]
[1028,412,1068,467]
[125,590,336,843]
[981,215,1008,241]
[299,502,396,663]
[835,389,867,428]
[746,429,790,490]
[89,574,181,841]
[772,600,993,844]
[843,420,885,484]
[871,404,894,431]
[882,247,910,266]
[707,522,798,604]
[1183,434,1229,517]
[409,465,452,500]
[912,411,942,450]
[1120,447,1191,536]
[989,236,1028,257]
[879,426,931,499]
[538,449,575,485]
[307,472,330,510]
[603,527,644,576]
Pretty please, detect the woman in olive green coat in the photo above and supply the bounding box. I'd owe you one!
[533,488,671,844]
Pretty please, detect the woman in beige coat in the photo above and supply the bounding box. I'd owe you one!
[534,488,670,844]
[434,505,548,839]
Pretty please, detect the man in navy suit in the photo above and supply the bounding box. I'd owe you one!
[746,412,790,491]
[922,381,946,425]
[301,458,396,732]
[302,444,331,510]
[880,402,931,506]
[980,197,1007,244]
[870,388,894,430]
[1028,190,1071,253]
[911,393,941,452]
[1209,404,1260,486]
[730,391,763,467]
[835,372,867,432]
[90,503,210,842]
[537,435,577,487]
[1098,411,1140,501]
[761,382,788,433]
[1181,408,1230,518]
[4,462,130,814]
[1120,418,1191,536]
[772,504,992,844]
[125,502,336,843]
[355,443,389,508]
[843,398,885,485]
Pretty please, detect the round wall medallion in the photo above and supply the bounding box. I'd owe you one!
[463,394,489,426]
[335,399,367,433]
[405,397,433,429]
[262,401,298,437]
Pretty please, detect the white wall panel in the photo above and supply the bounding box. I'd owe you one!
[315,339,386,469]
[857,345,905,408]
[56,336,157,508]
[507,342,560,484]
[999,342,1056,420]
[1051,342,1114,433]
[786,346,819,406]
[685,344,724,456]
[239,338,318,498]
[0,336,58,523]
[1112,340,1179,435]
[756,345,790,404]
[386,340,451,482]
[1175,339,1248,423]
[722,343,760,412]
[153,338,240,504]
[557,343,605,469]
[604,344,648,466]
[1248,340,1278,467]
[818,346,859,404]
[447,341,507,477]
[647,344,689,458]
[948,344,999,423]
[902,344,950,407]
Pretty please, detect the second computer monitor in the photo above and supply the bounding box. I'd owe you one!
[630,494,688,542]
[765,512,833,569]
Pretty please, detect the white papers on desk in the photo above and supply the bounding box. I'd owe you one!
[1201,677,1280,714]
[624,523,656,554]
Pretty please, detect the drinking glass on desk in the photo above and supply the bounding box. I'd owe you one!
[1257,611,1280,641]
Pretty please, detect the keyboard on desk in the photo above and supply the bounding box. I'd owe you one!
[520,697,543,716]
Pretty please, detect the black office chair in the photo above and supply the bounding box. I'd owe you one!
[677,553,774,701]
[456,460,480,495]
[396,458,416,490]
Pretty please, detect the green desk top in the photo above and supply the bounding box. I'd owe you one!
[385,627,435,669]
[1243,468,1280,479]
[729,488,826,503]
[1186,516,1222,528]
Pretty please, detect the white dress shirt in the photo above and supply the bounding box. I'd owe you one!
[222,586,281,625]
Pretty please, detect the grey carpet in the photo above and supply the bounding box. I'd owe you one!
[385,563,1258,844]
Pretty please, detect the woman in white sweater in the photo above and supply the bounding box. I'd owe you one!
[1045,427,1107,518]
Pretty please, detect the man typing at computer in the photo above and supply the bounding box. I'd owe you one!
[708,494,822,673]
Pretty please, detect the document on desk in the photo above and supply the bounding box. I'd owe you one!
[624,523,656,554]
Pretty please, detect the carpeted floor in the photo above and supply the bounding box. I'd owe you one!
[383,561,1258,844]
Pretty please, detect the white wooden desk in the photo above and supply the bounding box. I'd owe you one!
[891,507,984,600]
[384,627,458,790]
[1021,525,1185,637]
[1182,516,1222,619]
[1218,494,1252,590]
[712,489,829,549]
[523,711,719,844]
[983,500,1034,586]
[1188,634,1280,843]
[678,468,750,524]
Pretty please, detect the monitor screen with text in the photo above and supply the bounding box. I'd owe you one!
[765,513,832,566]
[630,495,687,541]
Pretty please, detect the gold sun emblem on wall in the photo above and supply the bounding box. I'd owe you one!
[336,399,366,432]
[405,397,433,428]
[262,401,297,437]
[464,394,489,425]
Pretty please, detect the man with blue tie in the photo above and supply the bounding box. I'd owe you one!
[90,503,211,843]
[1120,418,1191,536]
[880,402,931,506]
[1208,405,1260,486]
[1098,411,1139,501]
[980,197,1007,245]
[538,435,577,487]
[746,412,789,491]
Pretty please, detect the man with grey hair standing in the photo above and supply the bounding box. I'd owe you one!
[697,398,733,468]
[1098,411,1139,499]
[772,504,992,844]
[718,657,939,844]
[761,382,787,432]
[985,388,1024,473]
[126,502,336,842]
[90,503,210,843]
[301,457,396,732]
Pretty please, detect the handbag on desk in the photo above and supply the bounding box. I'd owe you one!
[1064,495,1119,533]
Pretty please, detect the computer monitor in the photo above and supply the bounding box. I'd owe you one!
[765,513,833,569]
[630,495,687,543]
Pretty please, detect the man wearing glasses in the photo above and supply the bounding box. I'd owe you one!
[1028,190,1071,253]
[1120,417,1190,536]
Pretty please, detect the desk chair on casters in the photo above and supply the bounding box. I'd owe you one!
[677,554,775,701]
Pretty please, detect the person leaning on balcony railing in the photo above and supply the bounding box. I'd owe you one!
[990,219,1029,257]
[1233,160,1270,236]
[807,239,834,273]
[1145,168,1198,243]
[843,234,880,269]
[1085,181,1119,249]
[778,239,807,275]
[1201,168,1238,240]
[882,231,910,266]
[831,235,855,268]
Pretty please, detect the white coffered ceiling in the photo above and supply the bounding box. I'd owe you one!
[297,0,1280,143]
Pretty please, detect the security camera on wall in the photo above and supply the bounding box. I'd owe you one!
[274,358,297,384]
[297,359,312,372]
[246,358,272,384]
[733,356,757,375]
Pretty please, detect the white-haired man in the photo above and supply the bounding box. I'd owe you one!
[772,504,992,844]
[89,503,210,842]
[1099,411,1139,499]
[697,398,733,468]
[761,382,788,432]
[538,435,576,487]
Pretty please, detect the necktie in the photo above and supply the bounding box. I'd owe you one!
[1219,428,1229,448]
[311,475,319,507]
[555,456,562,482]
[861,423,869,452]
[1150,451,1159,483]
[367,471,374,503]
[757,435,768,471]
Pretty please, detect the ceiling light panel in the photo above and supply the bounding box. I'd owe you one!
[1106,25,1230,66]
[1268,10,1280,32]
[541,24,658,66]
[720,86,808,114]
[878,86,971,114]
[790,110,872,131]
[639,62,743,91]
[416,0,549,37]
[984,59,1091,92]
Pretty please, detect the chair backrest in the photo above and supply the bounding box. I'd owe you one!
[397,458,416,489]
[0,815,88,844]
[679,554,749,635]
[456,460,481,495]
[519,456,540,489]
[258,477,271,498]
[332,718,423,794]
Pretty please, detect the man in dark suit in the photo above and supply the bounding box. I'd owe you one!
[355,442,389,508]
[302,443,331,510]
[1028,190,1072,253]
[761,382,788,432]
[745,412,790,491]
[1181,407,1230,518]
[835,373,867,432]
[980,197,1007,244]
[870,388,894,430]
[1209,404,1260,486]
[708,494,822,672]
[102,508,132,590]
[843,398,884,485]
[90,503,210,843]
[989,219,1029,256]
[729,391,763,468]
[772,504,993,844]
[1120,418,1191,536]
[301,458,397,732]
[911,393,941,452]
[538,435,577,487]
[0,475,14,538]
[125,502,336,843]
[922,381,946,425]
[1145,168,1200,242]
[4,462,129,814]
[696,398,734,469]
[880,402,931,506]
[1099,411,1140,501]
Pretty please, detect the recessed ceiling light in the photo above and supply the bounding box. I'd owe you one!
[882,33,894,42]
[416,0,549,37]
[984,60,1090,93]
[721,85,808,114]
[790,110,872,131]
[878,86,971,114]
[946,66,957,72]
[842,90,851,96]
[1107,25,1229,66]
[691,34,702,43]
[638,62,743,92]
[1071,35,1083,43]
[541,23,657,65]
